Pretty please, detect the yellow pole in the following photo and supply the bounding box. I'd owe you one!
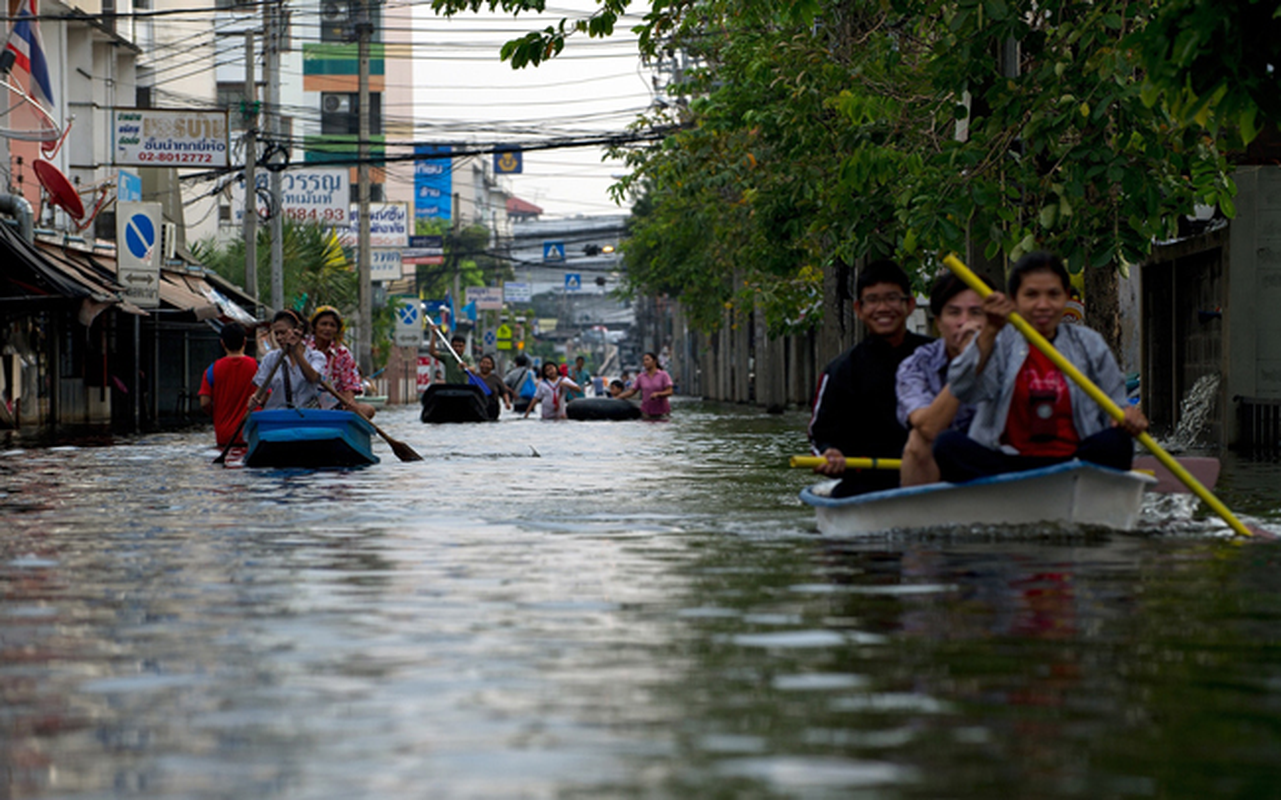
[790,456,902,471]
[942,253,1255,538]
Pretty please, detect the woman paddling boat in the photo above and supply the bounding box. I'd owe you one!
[934,251,1149,482]
[307,306,376,420]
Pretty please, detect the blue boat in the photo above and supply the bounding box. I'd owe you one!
[243,408,380,468]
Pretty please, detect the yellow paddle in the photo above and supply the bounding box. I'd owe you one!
[789,456,901,471]
[942,253,1257,538]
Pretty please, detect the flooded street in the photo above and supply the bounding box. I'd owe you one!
[3,401,1281,798]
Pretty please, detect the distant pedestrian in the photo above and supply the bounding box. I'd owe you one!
[567,356,591,401]
[476,354,513,420]
[198,322,258,446]
[523,360,581,420]
[619,352,674,419]
[504,354,536,412]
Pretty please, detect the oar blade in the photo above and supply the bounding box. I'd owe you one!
[388,437,424,462]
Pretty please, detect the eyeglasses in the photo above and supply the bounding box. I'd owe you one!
[860,293,908,308]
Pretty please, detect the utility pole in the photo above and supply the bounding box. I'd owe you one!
[242,30,258,305]
[266,0,284,310]
[355,0,374,374]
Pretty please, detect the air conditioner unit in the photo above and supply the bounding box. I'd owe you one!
[322,94,351,114]
[161,221,177,262]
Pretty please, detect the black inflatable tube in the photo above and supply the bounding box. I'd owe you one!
[565,398,643,421]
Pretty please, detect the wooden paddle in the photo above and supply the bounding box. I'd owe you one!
[319,376,423,462]
[942,253,1259,538]
[213,347,287,465]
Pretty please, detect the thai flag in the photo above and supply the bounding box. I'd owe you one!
[6,0,54,112]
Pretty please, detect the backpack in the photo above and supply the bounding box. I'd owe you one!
[518,368,536,399]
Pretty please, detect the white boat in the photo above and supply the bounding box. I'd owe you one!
[800,460,1157,535]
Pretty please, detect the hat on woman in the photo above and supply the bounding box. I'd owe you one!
[310,305,345,339]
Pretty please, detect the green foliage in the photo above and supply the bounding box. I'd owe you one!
[1127,0,1281,144]
[193,219,356,314]
[438,0,1245,334]
[411,220,512,301]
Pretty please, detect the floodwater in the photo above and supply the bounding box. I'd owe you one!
[2,401,1280,799]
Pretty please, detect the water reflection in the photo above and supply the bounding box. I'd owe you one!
[0,403,1279,797]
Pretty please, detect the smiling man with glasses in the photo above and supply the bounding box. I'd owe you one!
[808,259,932,497]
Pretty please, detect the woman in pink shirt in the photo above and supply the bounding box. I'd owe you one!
[620,352,674,419]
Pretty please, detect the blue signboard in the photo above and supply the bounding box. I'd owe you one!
[544,241,565,262]
[494,149,522,174]
[118,170,142,202]
[415,145,452,221]
[565,273,582,292]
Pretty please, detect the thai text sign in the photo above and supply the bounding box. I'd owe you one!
[466,286,503,310]
[339,203,410,248]
[415,145,452,220]
[403,234,444,265]
[371,250,403,281]
[112,109,229,167]
[231,168,351,226]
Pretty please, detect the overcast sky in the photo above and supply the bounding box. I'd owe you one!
[405,1,658,218]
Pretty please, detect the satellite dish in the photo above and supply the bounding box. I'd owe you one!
[34,158,85,220]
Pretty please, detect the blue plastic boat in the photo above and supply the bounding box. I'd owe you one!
[243,408,380,468]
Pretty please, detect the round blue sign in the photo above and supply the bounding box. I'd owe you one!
[125,213,156,260]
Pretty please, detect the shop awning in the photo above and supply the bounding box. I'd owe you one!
[158,271,220,321]
[0,225,144,322]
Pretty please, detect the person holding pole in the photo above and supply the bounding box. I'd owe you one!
[246,310,327,411]
[808,260,932,497]
[933,251,1148,483]
[427,322,474,385]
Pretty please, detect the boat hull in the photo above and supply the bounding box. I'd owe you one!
[243,409,380,468]
[420,384,490,423]
[801,461,1155,535]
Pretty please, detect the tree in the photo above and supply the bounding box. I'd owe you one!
[194,219,356,312]
[411,218,511,301]
[432,0,1238,346]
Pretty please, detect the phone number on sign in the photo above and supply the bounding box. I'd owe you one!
[134,151,216,164]
[285,207,349,223]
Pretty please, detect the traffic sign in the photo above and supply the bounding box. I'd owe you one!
[483,330,497,348]
[394,299,422,347]
[496,323,513,351]
[116,202,161,308]
[544,241,565,262]
[565,273,582,292]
